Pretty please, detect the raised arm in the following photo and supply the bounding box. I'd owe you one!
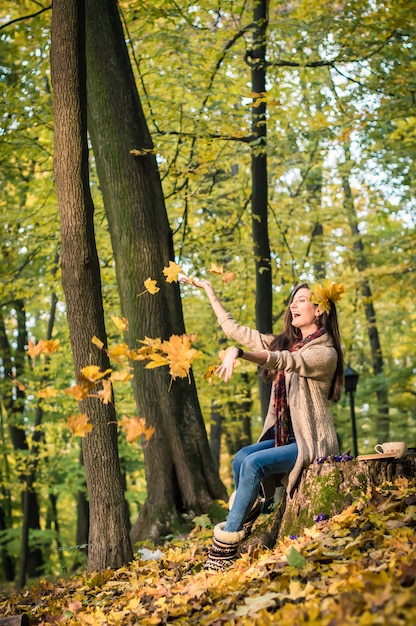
[180,276,273,351]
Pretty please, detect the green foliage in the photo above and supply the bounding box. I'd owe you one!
[1,0,415,582]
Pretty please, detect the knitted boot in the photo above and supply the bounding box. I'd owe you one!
[204,523,246,572]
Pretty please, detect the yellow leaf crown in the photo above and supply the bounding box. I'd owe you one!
[311,280,345,314]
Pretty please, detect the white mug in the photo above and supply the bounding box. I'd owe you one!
[375,441,408,458]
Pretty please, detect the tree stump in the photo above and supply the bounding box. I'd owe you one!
[243,457,416,552]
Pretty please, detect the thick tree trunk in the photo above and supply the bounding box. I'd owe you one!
[84,0,227,543]
[50,0,132,571]
[250,0,272,420]
[243,457,415,551]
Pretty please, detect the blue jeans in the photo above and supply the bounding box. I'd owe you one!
[224,438,298,532]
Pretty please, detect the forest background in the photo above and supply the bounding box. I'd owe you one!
[0,0,415,587]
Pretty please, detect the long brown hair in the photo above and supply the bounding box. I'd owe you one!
[263,283,344,402]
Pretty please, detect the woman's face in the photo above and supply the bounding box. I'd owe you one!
[289,287,321,336]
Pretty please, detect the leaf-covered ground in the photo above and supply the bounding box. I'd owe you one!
[1,478,415,625]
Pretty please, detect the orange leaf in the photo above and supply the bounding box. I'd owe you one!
[207,263,224,275]
[8,374,26,392]
[92,379,113,405]
[27,340,43,359]
[67,413,93,437]
[222,271,236,283]
[121,415,155,443]
[37,386,58,399]
[62,383,91,401]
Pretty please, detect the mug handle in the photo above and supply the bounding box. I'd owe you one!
[375,444,384,454]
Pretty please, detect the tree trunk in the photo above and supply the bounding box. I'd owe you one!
[243,457,415,551]
[342,147,389,439]
[250,0,272,420]
[50,0,133,571]
[84,0,227,543]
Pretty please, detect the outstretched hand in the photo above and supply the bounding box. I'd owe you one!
[180,276,213,290]
[215,347,240,383]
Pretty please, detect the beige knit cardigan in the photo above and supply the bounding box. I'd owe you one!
[217,312,340,496]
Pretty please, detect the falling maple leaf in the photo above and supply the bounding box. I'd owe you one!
[137,277,160,296]
[37,386,58,399]
[204,364,218,384]
[67,413,93,437]
[79,365,112,383]
[62,383,91,401]
[206,263,236,284]
[92,335,104,350]
[41,339,61,354]
[89,379,113,405]
[111,315,129,331]
[110,370,133,382]
[8,374,26,391]
[160,333,201,380]
[222,271,236,283]
[27,340,44,359]
[207,263,224,275]
[106,343,130,362]
[163,260,183,283]
[121,415,155,443]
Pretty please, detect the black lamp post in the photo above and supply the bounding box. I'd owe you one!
[344,365,359,457]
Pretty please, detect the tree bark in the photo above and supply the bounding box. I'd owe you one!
[84,0,227,543]
[50,0,133,571]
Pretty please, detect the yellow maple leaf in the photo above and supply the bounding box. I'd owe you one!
[67,413,93,437]
[121,415,155,443]
[37,386,58,399]
[145,353,170,369]
[142,278,160,295]
[92,335,104,350]
[62,383,91,401]
[111,315,129,331]
[110,370,133,382]
[79,365,112,383]
[204,364,218,384]
[163,260,183,283]
[106,343,130,362]
[160,333,201,379]
[40,339,61,354]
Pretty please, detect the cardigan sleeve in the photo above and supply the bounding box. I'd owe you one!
[263,343,337,381]
[216,312,275,351]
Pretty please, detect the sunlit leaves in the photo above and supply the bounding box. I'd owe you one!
[1,476,415,623]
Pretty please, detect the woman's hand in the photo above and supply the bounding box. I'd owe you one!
[215,347,240,382]
[180,276,213,291]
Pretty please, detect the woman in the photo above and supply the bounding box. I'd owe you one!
[182,278,344,571]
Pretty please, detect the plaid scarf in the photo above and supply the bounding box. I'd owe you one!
[274,327,327,447]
